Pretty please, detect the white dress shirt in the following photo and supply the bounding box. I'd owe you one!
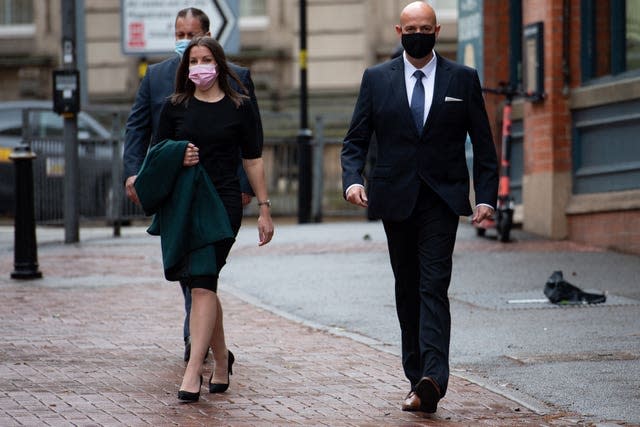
[404,51,437,126]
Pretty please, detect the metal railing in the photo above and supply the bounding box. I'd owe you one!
[17,107,143,225]
[16,107,362,225]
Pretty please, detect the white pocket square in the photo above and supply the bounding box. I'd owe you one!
[445,96,463,102]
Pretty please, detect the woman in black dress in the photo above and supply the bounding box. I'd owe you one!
[154,36,274,402]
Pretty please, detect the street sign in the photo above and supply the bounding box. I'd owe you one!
[121,0,239,55]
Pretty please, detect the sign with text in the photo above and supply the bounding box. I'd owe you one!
[121,0,239,56]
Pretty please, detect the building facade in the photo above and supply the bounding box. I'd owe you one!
[481,0,640,254]
[2,0,638,254]
[0,0,458,105]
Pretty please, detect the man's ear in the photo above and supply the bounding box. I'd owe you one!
[205,31,211,37]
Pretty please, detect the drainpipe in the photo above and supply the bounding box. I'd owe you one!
[562,0,570,97]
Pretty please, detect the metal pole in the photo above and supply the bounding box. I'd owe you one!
[297,0,312,223]
[110,111,123,237]
[311,115,324,223]
[299,0,308,132]
[62,0,80,243]
[75,0,88,107]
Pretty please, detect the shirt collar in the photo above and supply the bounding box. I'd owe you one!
[403,51,438,79]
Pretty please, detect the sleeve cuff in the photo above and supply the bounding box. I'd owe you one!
[476,203,495,211]
[345,183,365,198]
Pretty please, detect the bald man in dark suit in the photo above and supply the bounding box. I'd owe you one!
[341,1,498,413]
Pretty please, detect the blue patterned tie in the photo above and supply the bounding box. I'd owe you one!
[411,70,425,132]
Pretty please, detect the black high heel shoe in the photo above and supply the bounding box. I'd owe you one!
[178,375,202,402]
[209,350,234,393]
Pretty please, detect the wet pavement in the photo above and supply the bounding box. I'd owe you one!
[0,221,635,426]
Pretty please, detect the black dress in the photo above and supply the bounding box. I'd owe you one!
[154,95,261,290]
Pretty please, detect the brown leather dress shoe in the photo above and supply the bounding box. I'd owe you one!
[415,376,441,413]
[401,391,422,411]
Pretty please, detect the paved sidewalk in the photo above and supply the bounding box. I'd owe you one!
[0,225,618,426]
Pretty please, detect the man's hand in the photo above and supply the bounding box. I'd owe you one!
[346,186,368,208]
[471,205,494,224]
[125,175,140,205]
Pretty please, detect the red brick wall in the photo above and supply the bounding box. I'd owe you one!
[482,0,511,155]
[481,0,640,255]
[566,0,640,255]
[595,1,612,77]
[569,0,582,88]
[568,211,640,255]
[522,0,572,175]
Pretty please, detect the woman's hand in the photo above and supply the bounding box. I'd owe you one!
[257,206,274,246]
[183,143,199,167]
[242,157,274,246]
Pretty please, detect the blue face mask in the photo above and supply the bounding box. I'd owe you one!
[175,39,190,57]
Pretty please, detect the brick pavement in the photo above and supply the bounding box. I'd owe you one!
[0,236,600,426]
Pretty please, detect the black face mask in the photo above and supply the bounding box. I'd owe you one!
[401,32,436,59]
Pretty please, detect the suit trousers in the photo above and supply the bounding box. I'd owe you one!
[382,181,459,397]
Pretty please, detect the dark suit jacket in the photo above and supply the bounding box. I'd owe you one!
[341,54,498,221]
[123,54,262,193]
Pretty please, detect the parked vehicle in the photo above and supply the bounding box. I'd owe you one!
[0,100,114,220]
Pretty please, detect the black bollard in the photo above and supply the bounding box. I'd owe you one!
[297,129,313,224]
[10,144,42,279]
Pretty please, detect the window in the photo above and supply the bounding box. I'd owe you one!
[239,0,268,29]
[572,99,640,194]
[627,1,640,70]
[582,0,640,81]
[0,0,32,25]
[0,0,34,36]
[239,0,266,17]
[429,0,458,20]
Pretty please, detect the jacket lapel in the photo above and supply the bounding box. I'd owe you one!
[388,58,417,135]
[423,55,452,135]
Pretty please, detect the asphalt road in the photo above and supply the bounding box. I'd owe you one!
[223,219,640,424]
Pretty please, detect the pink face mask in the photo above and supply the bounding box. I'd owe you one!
[188,64,218,90]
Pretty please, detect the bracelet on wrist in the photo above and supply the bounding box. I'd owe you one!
[257,199,271,208]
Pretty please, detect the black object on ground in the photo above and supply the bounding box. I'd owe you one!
[544,271,606,305]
